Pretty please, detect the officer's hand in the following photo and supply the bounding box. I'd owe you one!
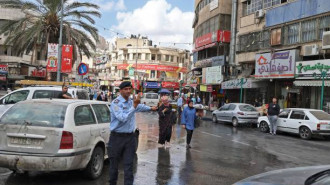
[182,125,186,129]
[151,106,158,111]
[133,94,141,108]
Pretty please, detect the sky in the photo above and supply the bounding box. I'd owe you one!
[83,0,195,50]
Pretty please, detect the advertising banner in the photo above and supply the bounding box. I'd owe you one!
[117,64,187,73]
[205,66,222,84]
[162,81,179,89]
[46,43,58,72]
[296,60,330,79]
[28,66,46,77]
[255,49,297,78]
[144,82,160,88]
[222,78,253,89]
[61,45,73,73]
[195,55,225,68]
[0,64,8,75]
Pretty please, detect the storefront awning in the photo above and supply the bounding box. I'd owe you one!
[294,80,330,87]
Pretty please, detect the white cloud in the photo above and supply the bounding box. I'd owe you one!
[112,0,194,50]
[102,1,115,11]
[115,0,126,11]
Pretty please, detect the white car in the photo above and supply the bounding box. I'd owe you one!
[0,86,89,106]
[0,99,110,179]
[258,108,330,140]
[141,92,159,107]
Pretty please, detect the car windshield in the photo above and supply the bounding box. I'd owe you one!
[239,105,257,112]
[145,94,158,99]
[310,111,330,120]
[0,102,67,128]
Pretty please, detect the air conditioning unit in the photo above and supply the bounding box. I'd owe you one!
[303,44,319,56]
[255,10,264,19]
[322,31,330,50]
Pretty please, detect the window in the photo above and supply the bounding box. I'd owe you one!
[239,105,257,112]
[220,104,230,111]
[271,28,282,45]
[157,54,162,61]
[229,104,237,111]
[285,23,300,44]
[319,16,330,40]
[301,19,316,42]
[145,53,150,60]
[290,111,305,120]
[170,56,174,62]
[77,90,89,100]
[146,94,159,99]
[150,70,156,78]
[92,104,110,123]
[263,0,280,9]
[165,55,170,61]
[3,90,29,104]
[138,53,142,60]
[246,0,263,15]
[74,105,96,126]
[279,110,290,118]
[151,54,156,60]
[310,111,330,120]
[0,103,67,128]
[132,53,136,60]
[33,90,61,99]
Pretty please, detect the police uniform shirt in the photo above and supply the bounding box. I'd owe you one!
[110,95,151,133]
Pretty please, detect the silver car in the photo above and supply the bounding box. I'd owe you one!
[0,99,110,179]
[212,103,260,127]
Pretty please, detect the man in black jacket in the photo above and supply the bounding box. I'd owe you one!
[267,97,280,135]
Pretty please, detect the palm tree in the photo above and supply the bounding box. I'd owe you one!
[0,0,101,64]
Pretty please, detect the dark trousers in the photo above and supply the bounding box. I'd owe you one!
[186,129,194,145]
[108,133,136,185]
[158,126,172,144]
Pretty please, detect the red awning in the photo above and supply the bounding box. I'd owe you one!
[203,42,217,49]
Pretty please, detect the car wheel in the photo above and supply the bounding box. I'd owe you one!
[84,146,104,179]
[299,126,312,140]
[212,115,218,123]
[232,118,238,127]
[259,121,269,133]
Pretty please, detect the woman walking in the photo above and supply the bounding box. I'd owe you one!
[158,96,174,148]
[181,100,197,149]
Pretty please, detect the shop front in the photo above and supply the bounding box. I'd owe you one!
[255,49,298,108]
[294,59,330,112]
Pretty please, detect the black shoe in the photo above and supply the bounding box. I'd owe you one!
[186,144,191,149]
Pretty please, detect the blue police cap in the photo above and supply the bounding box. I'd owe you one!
[119,81,132,89]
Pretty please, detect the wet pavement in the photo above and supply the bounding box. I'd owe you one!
[1,111,330,185]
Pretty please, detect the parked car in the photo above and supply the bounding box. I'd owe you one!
[212,103,259,127]
[258,108,330,140]
[0,99,110,179]
[141,92,159,107]
[234,165,330,185]
[0,86,89,106]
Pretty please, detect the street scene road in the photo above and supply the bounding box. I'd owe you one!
[1,112,330,185]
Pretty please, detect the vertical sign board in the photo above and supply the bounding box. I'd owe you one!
[61,45,73,73]
[46,43,59,72]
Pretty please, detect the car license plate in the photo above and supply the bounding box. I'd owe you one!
[321,125,330,130]
[9,137,42,146]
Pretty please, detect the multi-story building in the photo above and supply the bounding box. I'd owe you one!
[98,36,191,94]
[192,0,232,109]
[231,0,330,111]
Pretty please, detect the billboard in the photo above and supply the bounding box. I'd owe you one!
[296,60,330,79]
[61,45,73,73]
[46,43,58,72]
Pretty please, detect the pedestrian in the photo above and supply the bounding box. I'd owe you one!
[181,100,197,149]
[89,88,94,100]
[108,81,157,185]
[177,94,184,121]
[196,95,201,104]
[158,96,174,148]
[191,95,196,105]
[267,97,280,135]
[58,85,73,99]
[93,91,98,100]
[254,98,261,107]
[97,92,103,101]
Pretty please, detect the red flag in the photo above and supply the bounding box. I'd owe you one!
[61,45,73,73]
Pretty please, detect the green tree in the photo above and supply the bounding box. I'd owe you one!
[0,0,101,64]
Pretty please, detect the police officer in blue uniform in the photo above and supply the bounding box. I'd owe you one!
[108,81,157,185]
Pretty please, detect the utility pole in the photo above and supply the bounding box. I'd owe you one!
[57,0,64,82]
[134,34,140,94]
[229,0,238,73]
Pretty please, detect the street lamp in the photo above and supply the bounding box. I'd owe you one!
[57,0,64,82]
[314,70,329,110]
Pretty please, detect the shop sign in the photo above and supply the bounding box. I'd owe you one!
[46,43,58,72]
[210,0,218,11]
[295,59,330,79]
[0,75,6,81]
[61,45,73,73]
[217,30,231,43]
[222,78,253,89]
[28,66,46,77]
[117,64,187,73]
[0,64,8,75]
[207,85,213,92]
[195,55,225,68]
[144,82,160,88]
[200,85,212,92]
[112,81,122,87]
[195,30,230,49]
[255,49,297,79]
[205,66,222,84]
[95,55,108,65]
[162,81,179,89]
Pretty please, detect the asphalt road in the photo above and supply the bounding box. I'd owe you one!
[1,111,330,185]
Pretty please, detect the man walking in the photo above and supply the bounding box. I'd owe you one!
[109,81,157,185]
[177,94,184,123]
[267,97,280,135]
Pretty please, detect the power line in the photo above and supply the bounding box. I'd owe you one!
[96,24,192,46]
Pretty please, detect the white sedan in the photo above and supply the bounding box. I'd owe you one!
[258,108,330,140]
